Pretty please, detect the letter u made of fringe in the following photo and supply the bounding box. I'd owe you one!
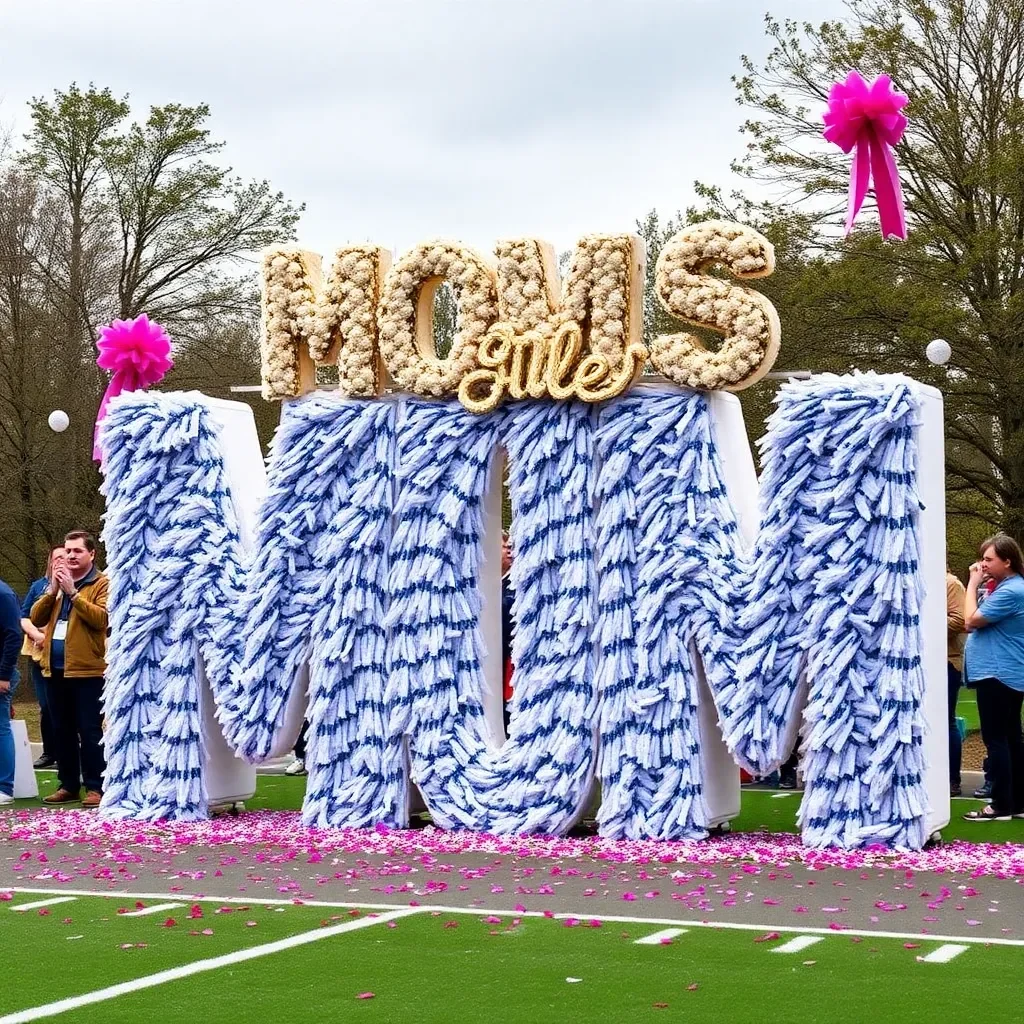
[386,398,598,835]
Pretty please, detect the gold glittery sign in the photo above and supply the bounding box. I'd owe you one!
[258,221,780,407]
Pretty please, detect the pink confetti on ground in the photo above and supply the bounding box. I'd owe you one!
[2,810,1024,878]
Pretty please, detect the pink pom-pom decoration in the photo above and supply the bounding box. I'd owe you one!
[93,314,173,461]
[823,71,909,241]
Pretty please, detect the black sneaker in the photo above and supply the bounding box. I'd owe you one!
[33,755,56,769]
[974,781,993,799]
[779,774,797,790]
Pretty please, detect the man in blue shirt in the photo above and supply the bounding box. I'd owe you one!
[20,547,63,769]
[0,577,22,805]
[963,533,1024,821]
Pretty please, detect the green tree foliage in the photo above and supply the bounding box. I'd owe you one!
[681,0,1024,558]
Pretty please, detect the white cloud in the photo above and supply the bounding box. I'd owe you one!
[0,0,849,257]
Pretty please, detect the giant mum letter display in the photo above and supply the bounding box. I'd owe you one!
[95,220,950,851]
[99,377,948,850]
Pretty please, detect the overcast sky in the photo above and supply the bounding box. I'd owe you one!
[0,0,849,259]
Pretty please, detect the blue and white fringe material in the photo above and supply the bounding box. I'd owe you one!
[594,377,926,848]
[387,399,597,834]
[593,392,723,840]
[99,374,926,848]
[101,394,404,825]
[748,375,927,848]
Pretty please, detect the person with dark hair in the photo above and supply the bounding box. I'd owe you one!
[962,533,1024,821]
[30,530,108,807]
[20,545,65,769]
[0,576,22,806]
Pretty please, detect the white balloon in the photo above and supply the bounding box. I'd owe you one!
[926,339,952,366]
[48,409,70,433]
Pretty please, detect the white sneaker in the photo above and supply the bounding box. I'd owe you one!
[284,758,306,776]
[0,792,14,806]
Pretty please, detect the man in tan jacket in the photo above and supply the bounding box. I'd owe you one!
[30,530,108,807]
[947,568,967,797]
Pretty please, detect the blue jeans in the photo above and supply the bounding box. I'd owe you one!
[0,688,13,796]
[294,721,308,761]
[49,673,105,794]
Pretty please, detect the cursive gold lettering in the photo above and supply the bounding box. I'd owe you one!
[457,320,649,413]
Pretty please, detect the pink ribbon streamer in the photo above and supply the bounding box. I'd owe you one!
[94,314,173,461]
[823,71,909,241]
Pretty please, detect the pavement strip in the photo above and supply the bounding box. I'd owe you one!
[0,907,416,1024]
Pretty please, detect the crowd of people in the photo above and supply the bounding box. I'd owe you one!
[0,531,108,807]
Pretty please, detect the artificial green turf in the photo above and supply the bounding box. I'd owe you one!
[0,893,351,1015]
[17,907,1017,1024]
[956,688,980,732]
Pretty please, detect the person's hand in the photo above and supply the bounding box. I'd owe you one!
[0,680,10,695]
[56,569,76,596]
[969,561,985,583]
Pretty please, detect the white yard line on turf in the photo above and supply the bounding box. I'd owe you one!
[771,936,824,954]
[0,908,415,1024]
[119,902,184,918]
[920,944,969,963]
[2,886,1020,949]
[634,928,688,945]
[10,897,77,912]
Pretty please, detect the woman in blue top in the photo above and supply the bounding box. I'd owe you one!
[963,534,1024,821]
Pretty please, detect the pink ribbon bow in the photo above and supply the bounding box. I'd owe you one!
[94,314,173,461]
[823,71,909,240]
